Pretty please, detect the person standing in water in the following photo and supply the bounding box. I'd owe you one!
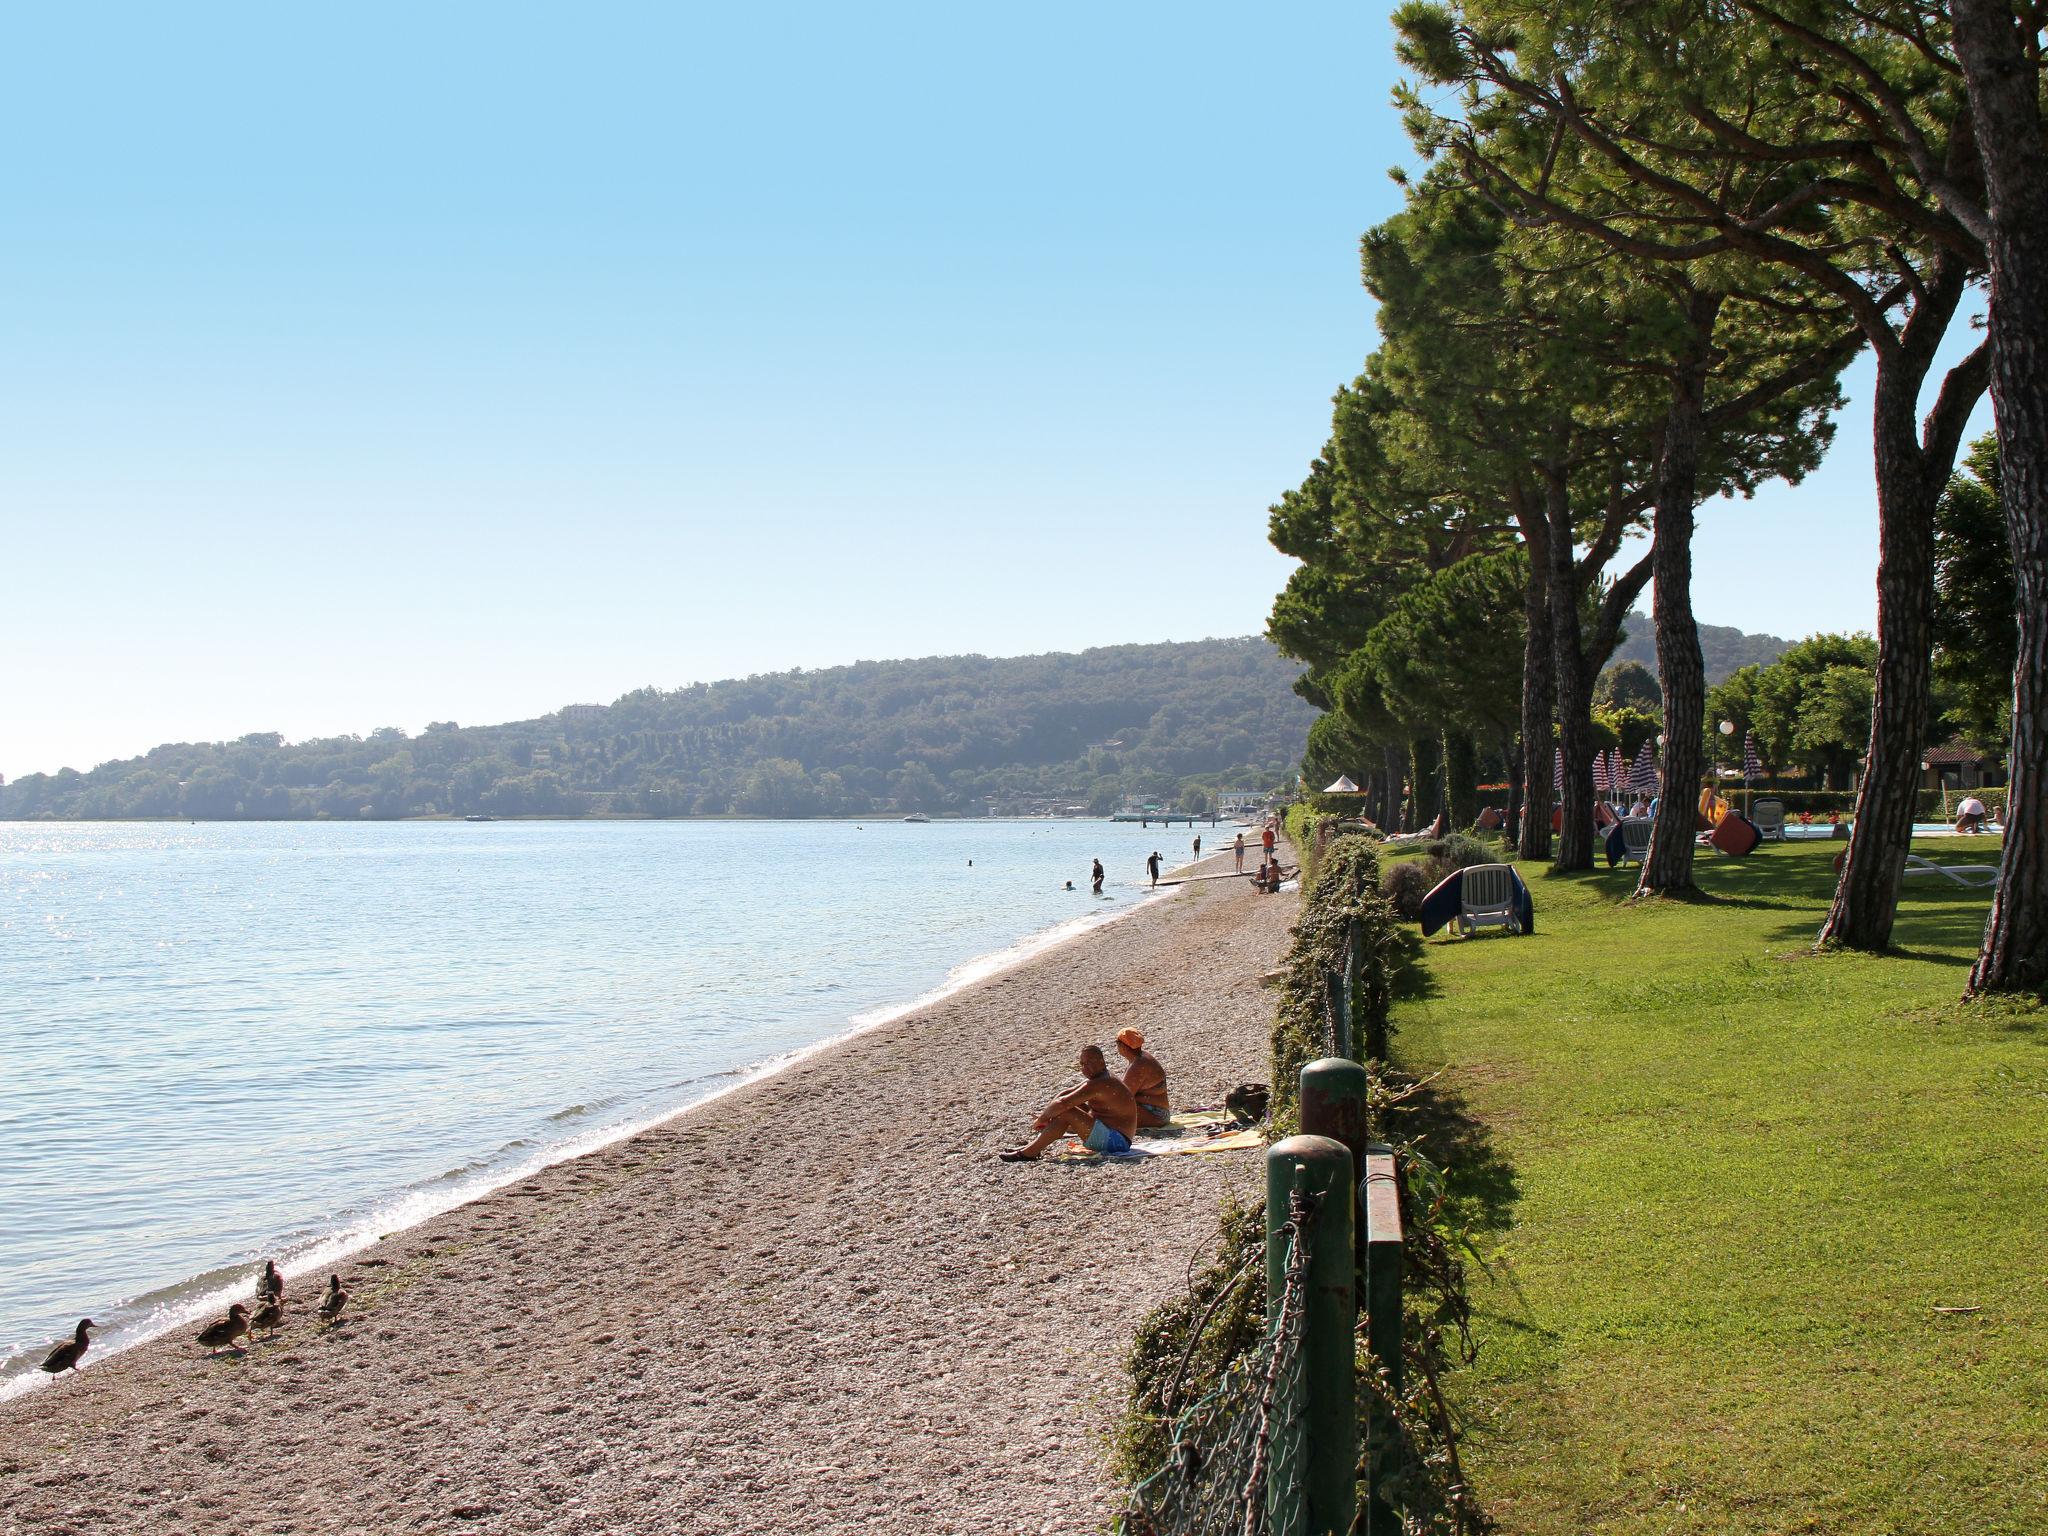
[1091,858,1105,894]
[1146,851,1162,887]
[1233,831,1245,872]
[1192,834,1201,860]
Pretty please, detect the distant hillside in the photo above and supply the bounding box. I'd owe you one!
[2,638,1313,820]
[1611,612,1790,685]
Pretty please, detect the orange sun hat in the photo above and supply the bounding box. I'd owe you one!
[1116,1027,1145,1050]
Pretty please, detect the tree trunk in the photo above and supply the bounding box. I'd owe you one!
[1445,728,1479,830]
[1382,743,1406,832]
[1518,548,1554,860]
[1502,733,1525,855]
[1953,0,2048,993]
[1819,258,1990,952]
[1639,299,1718,896]
[1410,735,1443,830]
[1819,369,1941,949]
[1546,475,1598,870]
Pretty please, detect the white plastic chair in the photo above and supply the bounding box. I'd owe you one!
[1458,863,1522,936]
[1617,818,1654,865]
[1751,800,1786,841]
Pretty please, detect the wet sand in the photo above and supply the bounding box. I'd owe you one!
[1,851,1294,1536]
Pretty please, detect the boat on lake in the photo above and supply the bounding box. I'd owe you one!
[902,813,930,823]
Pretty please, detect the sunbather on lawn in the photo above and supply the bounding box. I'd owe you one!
[1001,1045,1141,1161]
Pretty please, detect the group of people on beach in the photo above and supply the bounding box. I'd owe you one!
[1001,1028,1168,1161]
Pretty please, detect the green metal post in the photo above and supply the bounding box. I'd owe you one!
[1265,1135,1357,1536]
[1361,1144,1405,1536]
[1298,1057,1371,1173]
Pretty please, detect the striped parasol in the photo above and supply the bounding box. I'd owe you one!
[1743,731,1762,780]
[1612,748,1629,794]
[1552,746,1563,795]
[1629,741,1658,798]
[1593,751,1611,794]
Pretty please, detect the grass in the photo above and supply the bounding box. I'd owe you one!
[1385,836,2048,1536]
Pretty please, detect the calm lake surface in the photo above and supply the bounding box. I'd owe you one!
[0,817,1215,1387]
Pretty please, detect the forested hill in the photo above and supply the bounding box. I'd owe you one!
[3,638,1312,821]
[1611,611,1790,684]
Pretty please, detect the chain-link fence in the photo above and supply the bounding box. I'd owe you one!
[1120,1187,1320,1536]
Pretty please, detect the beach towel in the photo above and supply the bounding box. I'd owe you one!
[1417,866,1534,938]
[1048,1124,1267,1162]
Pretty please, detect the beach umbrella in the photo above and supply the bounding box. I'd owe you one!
[1611,749,1628,795]
[1743,732,1762,781]
[1593,752,1611,794]
[1552,747,1563,795]
[1629,742,1658,798]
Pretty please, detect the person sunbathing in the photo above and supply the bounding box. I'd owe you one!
[1114,1027,1170,1128]
[1001,1045,1141,1161]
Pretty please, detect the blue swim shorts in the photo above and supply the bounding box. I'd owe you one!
[1084,1119,1133,1155]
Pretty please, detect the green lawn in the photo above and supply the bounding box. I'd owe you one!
[1388,837,2048,1536]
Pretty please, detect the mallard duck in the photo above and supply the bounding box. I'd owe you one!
[257,1260,283,1304]
[197,1304,251,1354]
[40,1319,97,1375]
[318,1274,349,1323]
[251,1295,284,1338]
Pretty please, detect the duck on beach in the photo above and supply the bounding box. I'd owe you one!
[251,1295,285,1339]
[197,1304,251,1355]
[40,1318,97,1375]
[257,1259,283,1304]
[319,1274,349,1323]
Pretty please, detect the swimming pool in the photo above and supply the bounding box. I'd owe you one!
[1781,821,2001,839]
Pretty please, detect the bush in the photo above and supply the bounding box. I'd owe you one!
[1383,859,1433,922]
[1426,833,1493,872]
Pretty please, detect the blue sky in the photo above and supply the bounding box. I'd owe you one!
[0,4,1988,780]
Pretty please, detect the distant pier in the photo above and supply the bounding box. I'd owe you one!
[1111,811,1221,826]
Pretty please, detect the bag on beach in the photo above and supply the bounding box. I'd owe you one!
[1224,1082,1270,1127]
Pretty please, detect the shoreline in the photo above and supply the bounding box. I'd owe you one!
[0,880,1183,1399]
[1,848,1292,1535]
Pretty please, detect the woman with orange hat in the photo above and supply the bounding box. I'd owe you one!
[1115,1027,1170,1129]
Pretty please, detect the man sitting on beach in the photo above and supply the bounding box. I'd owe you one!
[1000,1045,1141,1161]
[1114,1027,1169,1129]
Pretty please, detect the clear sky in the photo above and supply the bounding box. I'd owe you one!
[0,3,1989,781]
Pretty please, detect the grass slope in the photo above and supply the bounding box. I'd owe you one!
[1389,837,2046,1536]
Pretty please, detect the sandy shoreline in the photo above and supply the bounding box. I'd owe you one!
[1,849,1294,1536]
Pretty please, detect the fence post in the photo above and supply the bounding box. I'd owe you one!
[1265,1136,1357,1536]
[1361,1143,1405,1536]
[1298,1057,1370,1171]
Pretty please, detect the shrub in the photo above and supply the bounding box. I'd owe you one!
[1426,833,1494,872]
[1383,859,1433,922]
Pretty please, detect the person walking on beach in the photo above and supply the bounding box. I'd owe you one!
[1261,820,1276,864]
[1146,851,1162,887]
[1091,858,1105,895]
[1000,1045,1141,1161]
[1114,1027,1170,1129]
[1234,831,1245,873]
[1192,834,1201,861]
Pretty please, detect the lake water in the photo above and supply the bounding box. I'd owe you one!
[0,817,1223,1389]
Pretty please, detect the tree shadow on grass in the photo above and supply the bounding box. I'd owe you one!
[1392,1074,1519,1238]
[1389,927,1441,1004]
[1761,886,1991,963]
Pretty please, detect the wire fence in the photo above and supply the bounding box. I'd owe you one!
[1121,1187,1320,1536]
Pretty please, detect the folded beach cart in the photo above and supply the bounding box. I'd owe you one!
[1418,863,1534,937]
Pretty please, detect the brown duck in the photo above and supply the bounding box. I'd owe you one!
[196,1304,251,1354]
[318,1274,349,1323]
[251,1295,285,1339]
[40,1319,97,1375]
[257,1260,283,1305]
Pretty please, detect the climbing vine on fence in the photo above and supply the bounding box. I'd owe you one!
[1118,831,1490,1534]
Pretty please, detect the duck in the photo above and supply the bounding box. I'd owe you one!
[318,1274,349,1323]
[40,1319,97,1375]
[196,1304,251,1354]
[257,1259,283,1305]
[251,1295,284,1339]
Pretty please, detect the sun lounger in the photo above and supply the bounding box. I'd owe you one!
[1610,818,1653,866]
[1458,863,1524,936]
[1418,863,1534,937]
[1903,853,2001,890]
[1751,799,1786,841]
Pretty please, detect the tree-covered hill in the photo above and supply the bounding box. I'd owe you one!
[2,638,1312,820]
[1610,611,1790,685]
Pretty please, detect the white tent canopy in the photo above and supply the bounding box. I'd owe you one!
[1324,775,1360,793]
